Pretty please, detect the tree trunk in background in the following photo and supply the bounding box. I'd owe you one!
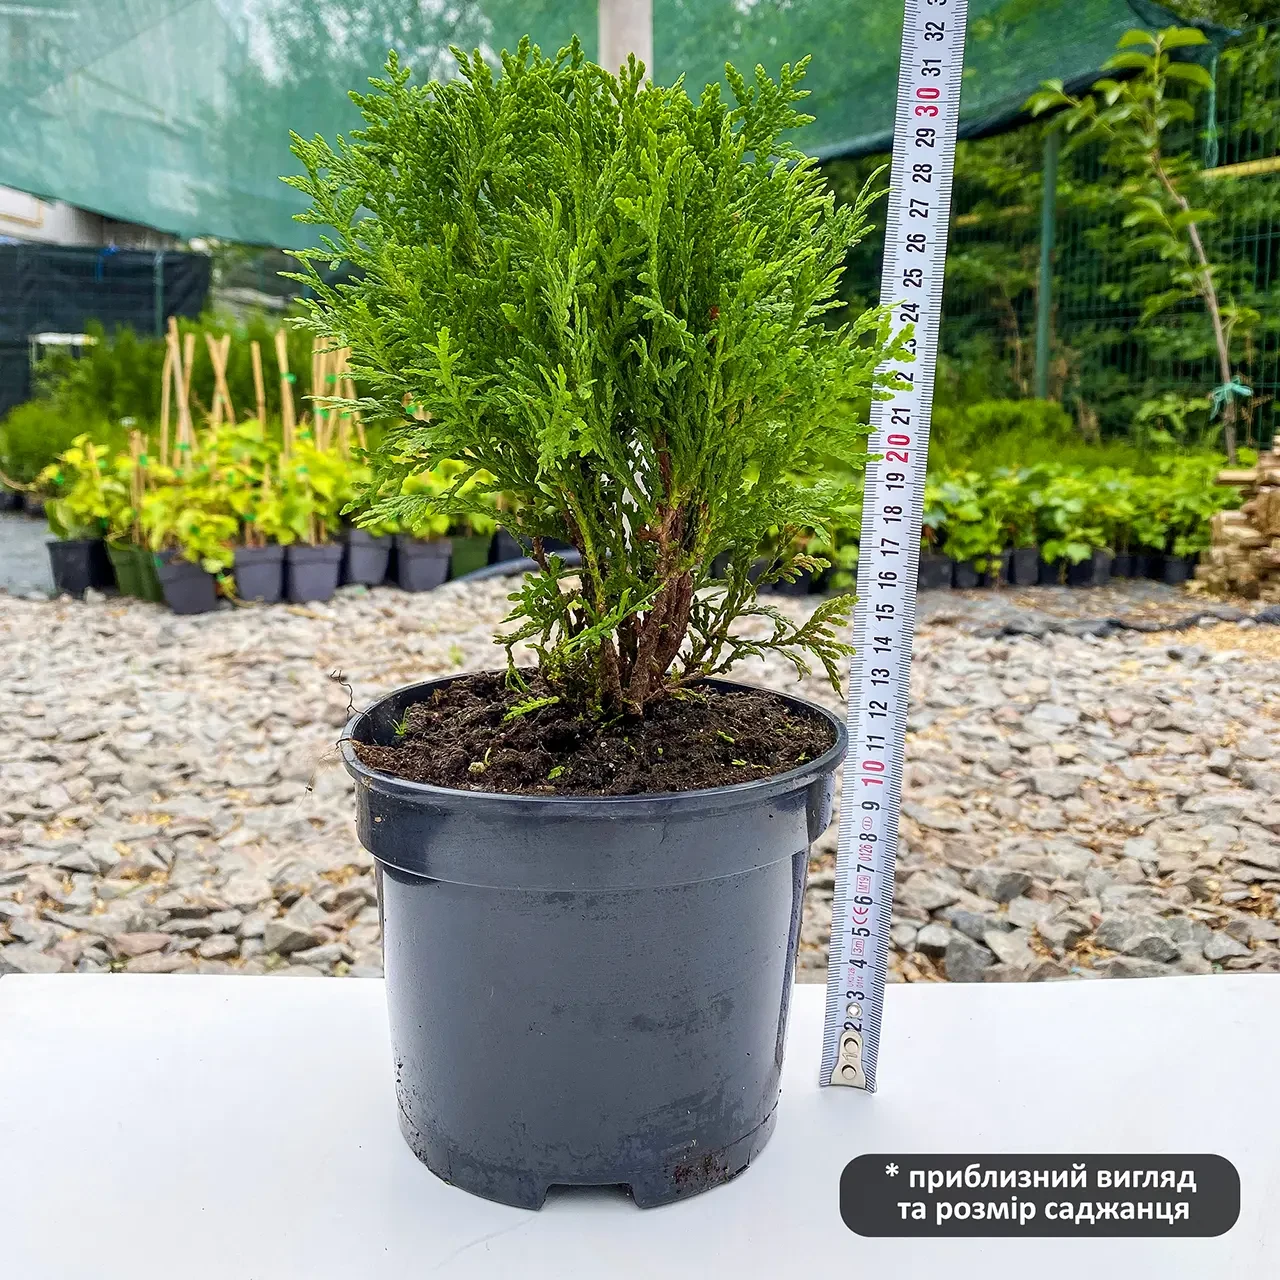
[598,0,653,79]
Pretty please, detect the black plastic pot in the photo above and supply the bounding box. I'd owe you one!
[1065,558,1094,587]
[23,493,46,518]
[490,529,524,564]
[342,674,846,1211]
[1134,550,1163,580]
[1112,552,1134,579]
[0,487,23,512]
[1008,546,1040,586]
[285,542,344,603]
[1163,554,1195,586]
[951,559,984,589]
[343,529,392,586]
[918,552,952,590]
[1089,548,1114,587]
[234,544,285,604]
[46,538,112,597]
[490,528,573,565]
[393,535,451,592]
[1038,555,1065,585]
[156,555,218,615]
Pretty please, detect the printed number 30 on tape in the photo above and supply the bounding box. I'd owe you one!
[820,0,969,1091]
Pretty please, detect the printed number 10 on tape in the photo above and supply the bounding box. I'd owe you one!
[820,0,968,1091]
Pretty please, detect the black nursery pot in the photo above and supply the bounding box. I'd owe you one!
[342,529,392,586]
[285,542,344,603]
[489,528,524,564]
[490,528,573,565]
[46,537,112,597]
[156,555,218,615]
[342,675,846,1211]
[1038,555,1064,585]
[393,535,451,592]
[1163,554,1196,586]
[1065,558,1094,587]
[1112,552,1134,579]
[918,552,952,590]
[1090,548,1114,587]
[951,559,984,590]
[1008,546,1040,586]
[234,544,285,604]
[1135,550,1163,580]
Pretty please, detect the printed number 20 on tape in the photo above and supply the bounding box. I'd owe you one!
[820,0,968,1092]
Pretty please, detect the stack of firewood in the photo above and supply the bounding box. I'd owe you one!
[1196,451,1280,600]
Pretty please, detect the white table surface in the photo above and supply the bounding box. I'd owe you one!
[1,973,1276,1278]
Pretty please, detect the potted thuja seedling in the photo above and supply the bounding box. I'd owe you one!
[288,40,908,1210]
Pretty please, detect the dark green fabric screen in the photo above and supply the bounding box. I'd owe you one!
[0,0,1203,248]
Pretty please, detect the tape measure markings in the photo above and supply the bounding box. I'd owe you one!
[820,0,969,1091]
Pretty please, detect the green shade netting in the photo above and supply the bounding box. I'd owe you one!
[0,0,1199,249]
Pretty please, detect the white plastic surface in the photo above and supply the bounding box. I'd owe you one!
[0,974,1276,1277]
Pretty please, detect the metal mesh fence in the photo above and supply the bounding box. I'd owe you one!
[833,19,1280,449]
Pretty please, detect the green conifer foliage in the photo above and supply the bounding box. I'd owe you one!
[287,37,908,716]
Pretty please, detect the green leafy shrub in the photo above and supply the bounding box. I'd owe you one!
[38,435,123,540]
[1,400,113,487]
[139,464,239,573]
[288,40,907,716]
[906,452,1237,573]
[929,398,1079,472]
[1034,470,1105,575]
[930,471,1004,571]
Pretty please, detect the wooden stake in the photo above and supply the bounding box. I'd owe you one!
[274,328,295,461]
[205,333,224,431]
[129,430,145,543]
[250,340,266,425]
[346,373,366,452]
[182,331,196,406]
[246,464,270,549]
[219,333,235,424]
[205,331,236,430]
[312,342,328,451]
[310,337,322,432]
[159,345,173,469]
[166,318,193,468]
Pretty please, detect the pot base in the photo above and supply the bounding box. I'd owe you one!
[396,1091,779,1210]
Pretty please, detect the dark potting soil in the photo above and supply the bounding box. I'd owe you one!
[353,670,836,797]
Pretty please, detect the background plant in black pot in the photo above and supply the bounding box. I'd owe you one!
[287,39,909,718]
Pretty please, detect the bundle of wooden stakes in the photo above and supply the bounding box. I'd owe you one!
[1197,450,1280,601]
[309,337,366,458]
[153,322,363,465]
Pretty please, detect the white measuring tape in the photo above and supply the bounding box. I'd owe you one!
[821,0,968,1091]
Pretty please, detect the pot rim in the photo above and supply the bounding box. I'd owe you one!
[341,673,848,815]
[286,540,345,559]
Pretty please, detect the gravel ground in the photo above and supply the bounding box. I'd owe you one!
[0,513,55,597]
[2,576,1279,985]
